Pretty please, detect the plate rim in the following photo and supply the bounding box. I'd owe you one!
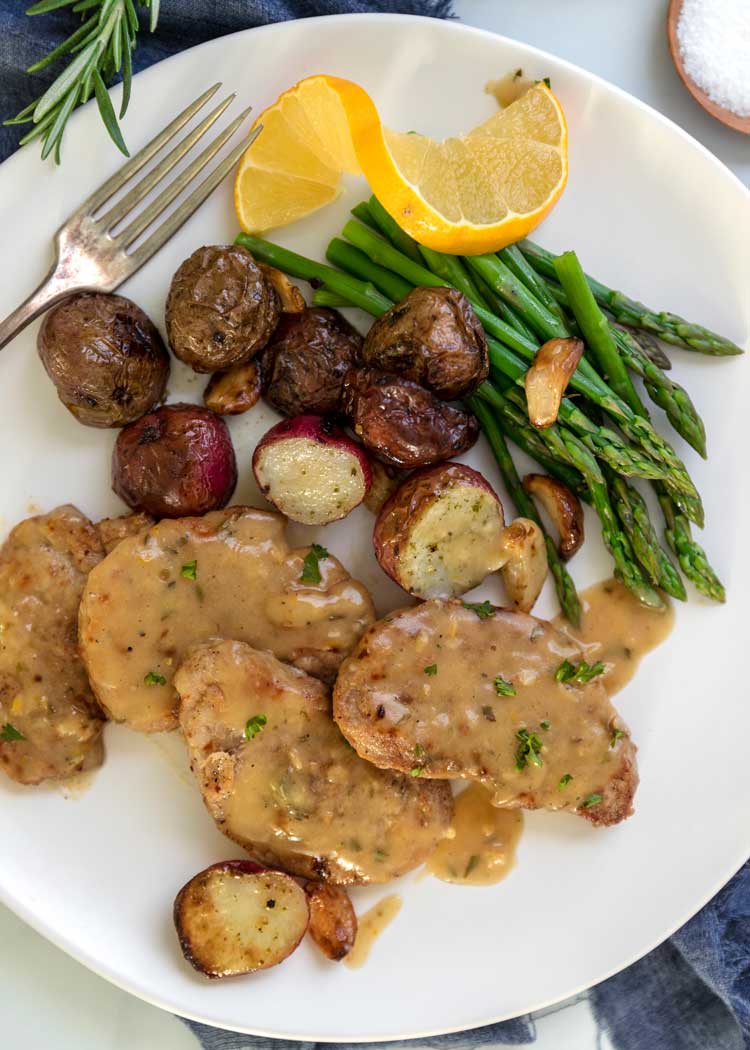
[0,11,748,1041]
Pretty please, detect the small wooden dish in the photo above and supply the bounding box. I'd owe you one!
[667,0,750,134]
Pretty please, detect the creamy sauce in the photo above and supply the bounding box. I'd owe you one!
[554,579,675,697]
[0,506,105,785]
[176,641,452,885]
[485,70,534,108]
[334,601,632,822]
[57,768,98,800]
[79,508,375,733]
[427,784,523,886]
[345,894,402,970]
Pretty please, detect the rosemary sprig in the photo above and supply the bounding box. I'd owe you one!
[4,0,160,164]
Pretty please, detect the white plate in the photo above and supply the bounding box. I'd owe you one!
[1,13,749,1042]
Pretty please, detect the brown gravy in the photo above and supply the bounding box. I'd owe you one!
[345,894,402,970]
[554,579,675,697]
[427,784,523,886]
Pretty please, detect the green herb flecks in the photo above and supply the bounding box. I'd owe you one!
[464,854,480,878]
[558,773,573,790]
[180,560,197,580]
[144,671,166,686]
[610,727,625,748]
[462,600,495,620]
[555,659,606,684]
[244,714,268,740]
[300,543,329,585]
[540,720,551,731]
[515,728,543,771]
[1,723,25,742]
[423,664,438,676]
[410,766,425,777]
[581,793,603,809]
[494,675,516,697]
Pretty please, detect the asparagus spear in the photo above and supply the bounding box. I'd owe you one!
[520,240,744,357]
[655,483,726,602]
[553,250,648,416]
[326,238,412,303]
[469,396,582,626]
[498,244,569,327]
[312,289,351,308]
[366,195,425,265]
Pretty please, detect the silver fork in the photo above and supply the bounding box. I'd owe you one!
[0,83,261,352]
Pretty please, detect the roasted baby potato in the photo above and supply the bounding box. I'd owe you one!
[498,517,548,613]
[305,883,357,961]
[253,415,372,525]
[175,640,453,883]
[342,367,479,469]
[374,463,506,599]
[523,473,584,560]
[174,861,309,978]
[166,245,280,372]
[362,286,489,399]
[259,307,363,417]
[203,360,262,415]
[112,403,237,518]
[37,292,169,428]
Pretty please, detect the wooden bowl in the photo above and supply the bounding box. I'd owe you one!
[667,0,750,134]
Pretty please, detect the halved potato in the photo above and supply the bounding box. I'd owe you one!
[173,861,309,978]
[374,463,505,598]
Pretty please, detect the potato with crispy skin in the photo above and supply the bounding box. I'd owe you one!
[166,245,280,373]
[253,415,371,525]
[342,367,479,469]
[38,292,169,428]
[175,640,453,884]
[259,308,363,417]
[333,600,638,828]
[362,287,488,399]
[305,883,357,961]
[374,464,506,599]
[112,403,237,518]
[174,861,309,978]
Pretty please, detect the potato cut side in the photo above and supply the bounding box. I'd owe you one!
[174,861,309,978]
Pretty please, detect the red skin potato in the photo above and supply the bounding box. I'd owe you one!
[112,403,237,518]
[374,462,502,595]
[252,415,372,525]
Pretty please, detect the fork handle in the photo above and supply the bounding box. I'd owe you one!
[0,267,80,353]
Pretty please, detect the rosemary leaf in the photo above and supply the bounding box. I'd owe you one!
[93,68,129,155]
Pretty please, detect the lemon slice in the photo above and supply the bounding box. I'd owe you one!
[235,76,567,255]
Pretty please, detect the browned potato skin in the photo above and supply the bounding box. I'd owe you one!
[342,367,479,469]
[373,463,496,590]
[112,403,237,518]
[166,245,280,373]
[305,883,357,961]
[203,360,262,415]
[37,293,169,428]
[259,308,363,417]
[362,286,489,399]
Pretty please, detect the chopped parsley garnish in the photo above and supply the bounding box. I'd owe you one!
[244,714,268,740]
[423,664,438,676]
[581,793,603,809]
[410,766,425,777]
[0,722,25,742]
[558,773,573,790]
[374,849,388,863]
[610,727,625,748]
[300,543,329,585]
[144,671,166,686]
[464,854,480,878]
[555,659,606,684]
[462,600,495,620]
[515,728,543,771]
[494,675,516,697]
[180,560,197,580]
[540,720,551,731]
[413,743,425,758]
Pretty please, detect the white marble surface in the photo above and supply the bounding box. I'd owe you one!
[2,3,745,1048]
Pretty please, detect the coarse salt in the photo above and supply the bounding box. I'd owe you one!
[676,0,750,117]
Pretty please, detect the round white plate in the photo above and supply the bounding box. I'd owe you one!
[0,13,748,1042]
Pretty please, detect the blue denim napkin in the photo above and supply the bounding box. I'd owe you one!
[1,3,748,1049]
